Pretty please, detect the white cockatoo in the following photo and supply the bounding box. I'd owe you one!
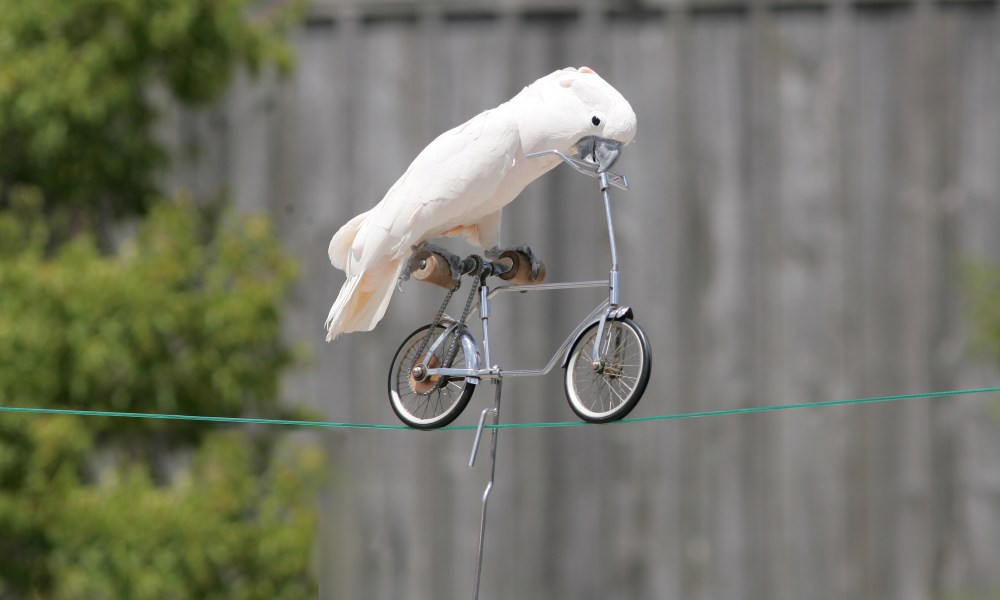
[325,66,636,340]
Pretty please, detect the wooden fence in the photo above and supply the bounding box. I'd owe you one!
[163,1,1000,598]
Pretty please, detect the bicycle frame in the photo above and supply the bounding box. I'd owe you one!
[417,151,631,384]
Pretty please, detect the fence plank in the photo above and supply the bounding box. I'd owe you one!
[161,6,1000,598]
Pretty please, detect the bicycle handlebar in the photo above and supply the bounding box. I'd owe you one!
[525,149,628,191]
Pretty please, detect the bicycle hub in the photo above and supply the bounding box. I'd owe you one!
[411,364,427,381]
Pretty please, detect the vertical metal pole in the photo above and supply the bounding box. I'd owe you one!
[593,173,619,359]
[600,174,621,307]
[600,175,619,269]
[468,272,501,600]
[470,378,502,600]
[479,282,492,368]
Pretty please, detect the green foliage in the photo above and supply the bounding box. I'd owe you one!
[0,2,319,597]
[0,193,297,422]
[0,0,300,215]
[966,263,1000,421]
[47,434,323,600]
[0,199,321,598]
[967,264,1000,361]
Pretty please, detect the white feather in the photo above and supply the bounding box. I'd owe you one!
[325,67,636,339]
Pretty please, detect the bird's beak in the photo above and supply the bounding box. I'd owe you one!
[575,136,623,173]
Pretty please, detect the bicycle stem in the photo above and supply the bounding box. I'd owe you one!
[600,172,621,307]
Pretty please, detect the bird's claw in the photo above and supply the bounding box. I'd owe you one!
[487,244,544,280]
[406,242,465,281]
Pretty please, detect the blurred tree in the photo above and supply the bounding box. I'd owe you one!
[968,265,1000,362]
[0,1,319,598]
[968,264,1000,421]
[0,0,298,219]
[0,196,321,598]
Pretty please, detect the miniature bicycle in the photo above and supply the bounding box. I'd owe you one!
[388,149,651,429]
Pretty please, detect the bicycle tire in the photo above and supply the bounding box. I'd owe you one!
[564,317,651,423]
[388,323,477,429]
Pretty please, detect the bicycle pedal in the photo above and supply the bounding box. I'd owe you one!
[496,250,546,285]
[409,250,460,289]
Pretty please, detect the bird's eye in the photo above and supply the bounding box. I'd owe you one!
[591,115,601,126]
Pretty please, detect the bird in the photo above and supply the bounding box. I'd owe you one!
[325,66,636,340]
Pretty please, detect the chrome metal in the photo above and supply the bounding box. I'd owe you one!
[485,279,608,300]
[431,367,494,378]
[471,379,502,600]
[469,407,496,468]
[602,187,619,272]
[419,319,483,384]
[459,329,484,385]
[420,146,630,381]
[479,285,490,320]
[610,269,621,306]
[457,148,634,599]
[591,309,611,365]
[418,315,451,366]
[479,285,492,369]
[525,149,628,191]
[608,304,634,320]
[425,301,610,380]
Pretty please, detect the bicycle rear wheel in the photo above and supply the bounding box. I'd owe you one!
[564,317,651,423]
[388,323,477,429]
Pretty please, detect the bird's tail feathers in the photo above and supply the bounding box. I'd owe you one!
[329,210,370,271]
[325,257,404,341]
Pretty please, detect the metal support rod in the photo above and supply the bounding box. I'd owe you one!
[600,177,622,308]
[468,406,496,468]
[601,183,619,272]
[470,378,502,600]
[479,283,492,369]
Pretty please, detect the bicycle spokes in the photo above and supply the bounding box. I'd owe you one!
[565,319,651,423]
[389,324,477,429]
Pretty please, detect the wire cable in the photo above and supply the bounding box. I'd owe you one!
[1,386,998,431]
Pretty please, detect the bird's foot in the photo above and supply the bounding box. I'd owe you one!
[402,242,465,282]
[486,244,546,283]
[400,242,470,290]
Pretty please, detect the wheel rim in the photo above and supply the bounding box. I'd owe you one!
[392,327,470,426]
[567,321,645,420]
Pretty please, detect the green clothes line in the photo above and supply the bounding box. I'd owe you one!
[1,386,998,431]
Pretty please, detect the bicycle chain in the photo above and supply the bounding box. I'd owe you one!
[412,280,461,371]
[440,265,483,371]
[410,255,483,393]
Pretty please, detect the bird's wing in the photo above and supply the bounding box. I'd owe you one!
[346,109,519,273]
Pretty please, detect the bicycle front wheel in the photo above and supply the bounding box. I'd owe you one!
[388,323,477,429]
[564,318,651,423]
